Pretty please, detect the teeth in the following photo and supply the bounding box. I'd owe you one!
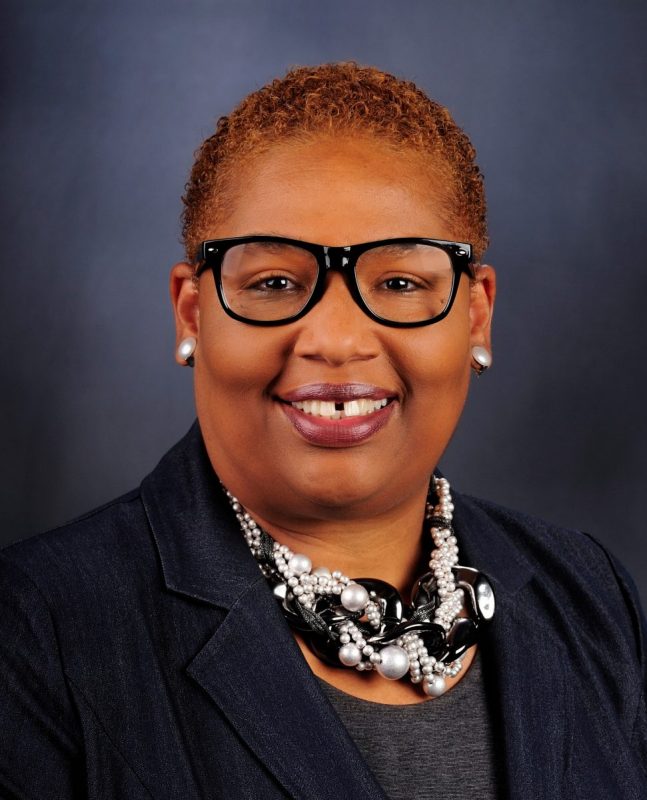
[345,400,361,417]
[320,401,336,417]
[291,398,389,419]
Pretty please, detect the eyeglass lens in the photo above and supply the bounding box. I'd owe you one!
[220,241,455,323]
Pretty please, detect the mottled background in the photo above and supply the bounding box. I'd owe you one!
[1,0,646,601]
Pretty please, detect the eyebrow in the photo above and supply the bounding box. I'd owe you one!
[361,243,420,256]
[240,240,306,254]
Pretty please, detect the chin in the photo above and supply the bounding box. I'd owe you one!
[282,458,413,519]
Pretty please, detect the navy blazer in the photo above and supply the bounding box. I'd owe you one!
[1,423,646,799]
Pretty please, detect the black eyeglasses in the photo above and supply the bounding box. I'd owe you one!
[194,235,473,328]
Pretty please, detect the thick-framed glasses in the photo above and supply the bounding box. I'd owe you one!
[194,235,474,328]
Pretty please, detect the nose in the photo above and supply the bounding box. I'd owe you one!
[292,272,380,366]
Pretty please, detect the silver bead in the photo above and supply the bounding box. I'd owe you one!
[288,554,312,576]
[340,582,369,612]
[376,645,410,680]
[476,577,496,620]
[338,644,362,667]
[312,566,331,578]
[423,675,447,697]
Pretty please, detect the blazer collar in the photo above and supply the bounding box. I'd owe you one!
[452,491,573,797]
[141,421,261,608]
[141,422,389,799]
[452,487,535,596]
[142,423,572,799]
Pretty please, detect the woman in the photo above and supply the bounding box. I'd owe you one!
[1,63,645,799]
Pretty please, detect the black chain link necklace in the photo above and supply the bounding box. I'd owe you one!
[225,476,495,697]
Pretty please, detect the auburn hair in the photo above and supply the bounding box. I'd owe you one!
[182,62,488,261]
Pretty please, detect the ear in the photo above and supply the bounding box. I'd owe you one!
[468,265,496,355]
[170,262,200,365]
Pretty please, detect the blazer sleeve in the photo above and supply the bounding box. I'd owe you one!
[585,532,647,766]
[610,550,647,763]
[0,553,85,800]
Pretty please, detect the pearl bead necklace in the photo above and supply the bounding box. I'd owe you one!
[225,477,495,697]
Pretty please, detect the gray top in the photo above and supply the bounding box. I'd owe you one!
[317,651,502,800]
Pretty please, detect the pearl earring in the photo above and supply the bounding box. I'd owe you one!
[471,346,492,375]
[177,337,197,367]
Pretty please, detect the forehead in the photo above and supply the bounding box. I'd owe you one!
[209,135,457,246]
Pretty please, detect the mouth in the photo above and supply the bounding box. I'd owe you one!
[276,383,398,447]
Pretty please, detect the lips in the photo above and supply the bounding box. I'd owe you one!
[277,383,397,447]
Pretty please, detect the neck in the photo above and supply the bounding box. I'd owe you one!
[238,482,431,596]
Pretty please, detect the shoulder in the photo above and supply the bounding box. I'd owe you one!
[0,487,187,795]
[455,490,646,673]
[458,492,647,723]
[457,494,647,789]
[464,493,644,617]
[0,487,155,628]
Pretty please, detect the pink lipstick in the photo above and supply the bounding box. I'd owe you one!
[277,383,397,447]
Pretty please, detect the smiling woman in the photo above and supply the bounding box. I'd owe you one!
[174,133,492,527]
[1,63,645,800]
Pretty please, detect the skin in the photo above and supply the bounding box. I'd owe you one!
[171,135,495,703]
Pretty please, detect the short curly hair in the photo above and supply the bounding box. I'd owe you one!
[182,62,488,261]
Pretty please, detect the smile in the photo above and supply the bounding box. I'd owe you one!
[289,398,390,419]
[277,384,397,448]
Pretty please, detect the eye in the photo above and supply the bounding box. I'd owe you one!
[382,276,422,292]
[257,276,293,291]
[244,273,304,293]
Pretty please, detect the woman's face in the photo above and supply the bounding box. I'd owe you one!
[172,135,495,522]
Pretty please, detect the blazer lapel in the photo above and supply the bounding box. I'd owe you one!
[454,495,573,799]
[187,578,389,800]
[142,424,388,800]
[477,592,574,799]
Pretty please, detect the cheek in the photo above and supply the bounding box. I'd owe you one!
[405,294,471,382]
[194,316,287,460]
[397,296,472,425]
[197,309,284,402]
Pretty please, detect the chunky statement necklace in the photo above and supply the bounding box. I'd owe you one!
[225,477,495,697]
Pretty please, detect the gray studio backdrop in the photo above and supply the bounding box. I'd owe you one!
[2,1,646,602]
